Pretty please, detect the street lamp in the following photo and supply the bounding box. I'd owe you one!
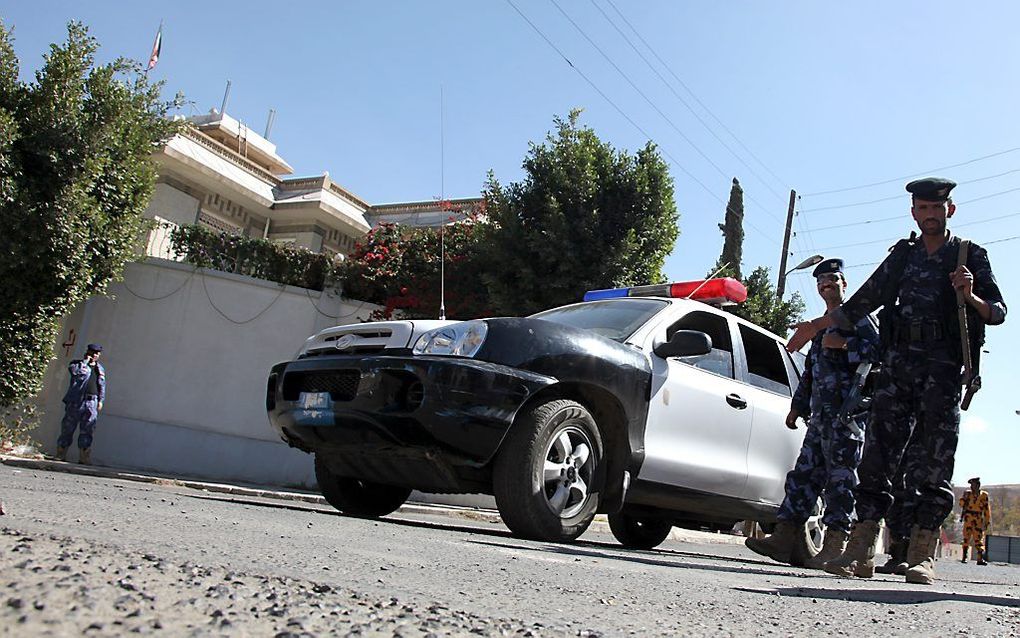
[777,254,824,300]
[787,254,824,276]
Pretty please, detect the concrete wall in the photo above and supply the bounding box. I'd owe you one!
[34,258,380,488]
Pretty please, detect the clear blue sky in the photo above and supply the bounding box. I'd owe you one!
[6,2,1019,484]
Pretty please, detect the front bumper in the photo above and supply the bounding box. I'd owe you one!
[266,355,555,465]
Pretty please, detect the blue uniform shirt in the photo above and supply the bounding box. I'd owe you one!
[792,316,879,418]
[62,359,106,405]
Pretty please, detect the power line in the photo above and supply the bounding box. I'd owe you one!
[805,191,1020,232]
[801,170,1020,213]
[793,234,1020,273]
[505,0,780,245]
[551,0,785,227]
[802,147,1020,197]
[588,0,787,209]
[793,211,1020,254]
[547,0,731,181]
[603,0,790,191]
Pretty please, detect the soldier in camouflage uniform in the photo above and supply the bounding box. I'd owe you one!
[959,476,991,565]
[787,177,1006,584]
[746,259,879,569]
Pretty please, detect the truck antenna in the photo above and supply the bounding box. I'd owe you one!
[439,85,447,321]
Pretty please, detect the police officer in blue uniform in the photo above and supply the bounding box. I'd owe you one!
[787,177,1007,584]
[746,259,880,568]
[56,343,106,465]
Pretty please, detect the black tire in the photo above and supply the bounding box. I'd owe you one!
[314,455,411,517]
[493,399,603,542]
[608,512,673,550]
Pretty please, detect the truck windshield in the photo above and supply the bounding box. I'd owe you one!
[530,298,668,342]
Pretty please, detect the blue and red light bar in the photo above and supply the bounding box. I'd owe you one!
[583,277,748,305]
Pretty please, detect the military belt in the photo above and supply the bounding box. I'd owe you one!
[897,320,946,343]
[964,510,983,515]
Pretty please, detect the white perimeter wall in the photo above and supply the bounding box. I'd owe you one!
[33,258,380,488]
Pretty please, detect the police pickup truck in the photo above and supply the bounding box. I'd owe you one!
[265,278,807,549]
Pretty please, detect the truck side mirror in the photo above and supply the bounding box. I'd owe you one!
[653,330,712,359]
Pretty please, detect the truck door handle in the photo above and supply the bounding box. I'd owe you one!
[725,393,748,409]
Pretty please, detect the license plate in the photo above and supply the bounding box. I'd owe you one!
[298,392,332,409]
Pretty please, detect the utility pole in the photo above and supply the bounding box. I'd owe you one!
[776,189,797,300]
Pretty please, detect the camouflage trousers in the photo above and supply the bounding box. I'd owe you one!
[961,515,988,552]
[777,407,866,533]
[57,396,99,450]
[855,344,961,530]
[885,426,924,539]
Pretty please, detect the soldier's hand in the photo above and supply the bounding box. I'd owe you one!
[785,409,800,429]
[821,333,847,350]
[786,322,818,352]
[98,402,103,412]
[951,265,974,298]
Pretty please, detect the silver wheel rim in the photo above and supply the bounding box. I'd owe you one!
[807,498,825,549]
[541,424,596,519]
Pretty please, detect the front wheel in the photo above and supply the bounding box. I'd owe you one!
[608,512,673,550]
[493,399,603,542]
[314,455,411,517]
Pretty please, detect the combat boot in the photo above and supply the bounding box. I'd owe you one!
[55,446,67,462]
[804,529,847,570]
[904,526,939,585]
[823,519,879,578]
[745,521,818,566]
[78,448,92,466]
[961,546,969,563]
[876,537,909,575]
[976,550,988,566]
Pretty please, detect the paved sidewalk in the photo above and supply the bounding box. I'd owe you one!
[0,453,745,545]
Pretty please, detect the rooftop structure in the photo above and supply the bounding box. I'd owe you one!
[144,109,482,259]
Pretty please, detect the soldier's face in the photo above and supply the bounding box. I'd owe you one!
[816,273,846,302]
[911,198,956,236]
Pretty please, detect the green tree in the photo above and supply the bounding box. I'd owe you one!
[481,109,678,316]
[0,21,181,408]
[714,177,744,279]
[731,266,805,336]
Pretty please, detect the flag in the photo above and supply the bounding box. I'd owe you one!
[147,23,162,71]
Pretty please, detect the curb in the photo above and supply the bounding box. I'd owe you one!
[0,454,744,545]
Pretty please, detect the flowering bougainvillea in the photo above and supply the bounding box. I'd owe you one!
[337,203,492,320]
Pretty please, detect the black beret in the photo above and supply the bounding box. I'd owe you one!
[906,177,956,202]
[812,258,844,278]
[969,476,981,484]
[86,343,103,353]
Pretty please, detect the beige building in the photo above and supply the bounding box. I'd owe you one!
[146,110,482,258]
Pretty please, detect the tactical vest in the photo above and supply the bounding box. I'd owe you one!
[877,234,985,370]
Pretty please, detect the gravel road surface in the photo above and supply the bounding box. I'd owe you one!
[2,464,1019,636]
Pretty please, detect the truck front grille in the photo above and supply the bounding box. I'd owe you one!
[283,370,360,402]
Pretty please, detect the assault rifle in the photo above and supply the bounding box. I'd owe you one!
[837,361,872,437]
[957,239,981,410]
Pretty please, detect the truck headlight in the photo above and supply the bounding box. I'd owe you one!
[413,320,488,357]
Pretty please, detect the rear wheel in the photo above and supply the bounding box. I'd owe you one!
[493,399,603,542]
[314,455,411,517]
[608,512,674,550]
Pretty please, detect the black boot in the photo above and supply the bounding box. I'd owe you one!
[876,536,908,574]
[977,549,988,566]
[961,546,969,563]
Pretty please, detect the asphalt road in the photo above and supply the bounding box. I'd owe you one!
[2,464,1019,636]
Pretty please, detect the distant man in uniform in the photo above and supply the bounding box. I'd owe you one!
[746,259,879,569]
[56,343,106,465]
[786,177,1006,584]
[959,476,991,565]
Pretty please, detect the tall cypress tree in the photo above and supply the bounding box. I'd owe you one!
[713,177,744,279]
